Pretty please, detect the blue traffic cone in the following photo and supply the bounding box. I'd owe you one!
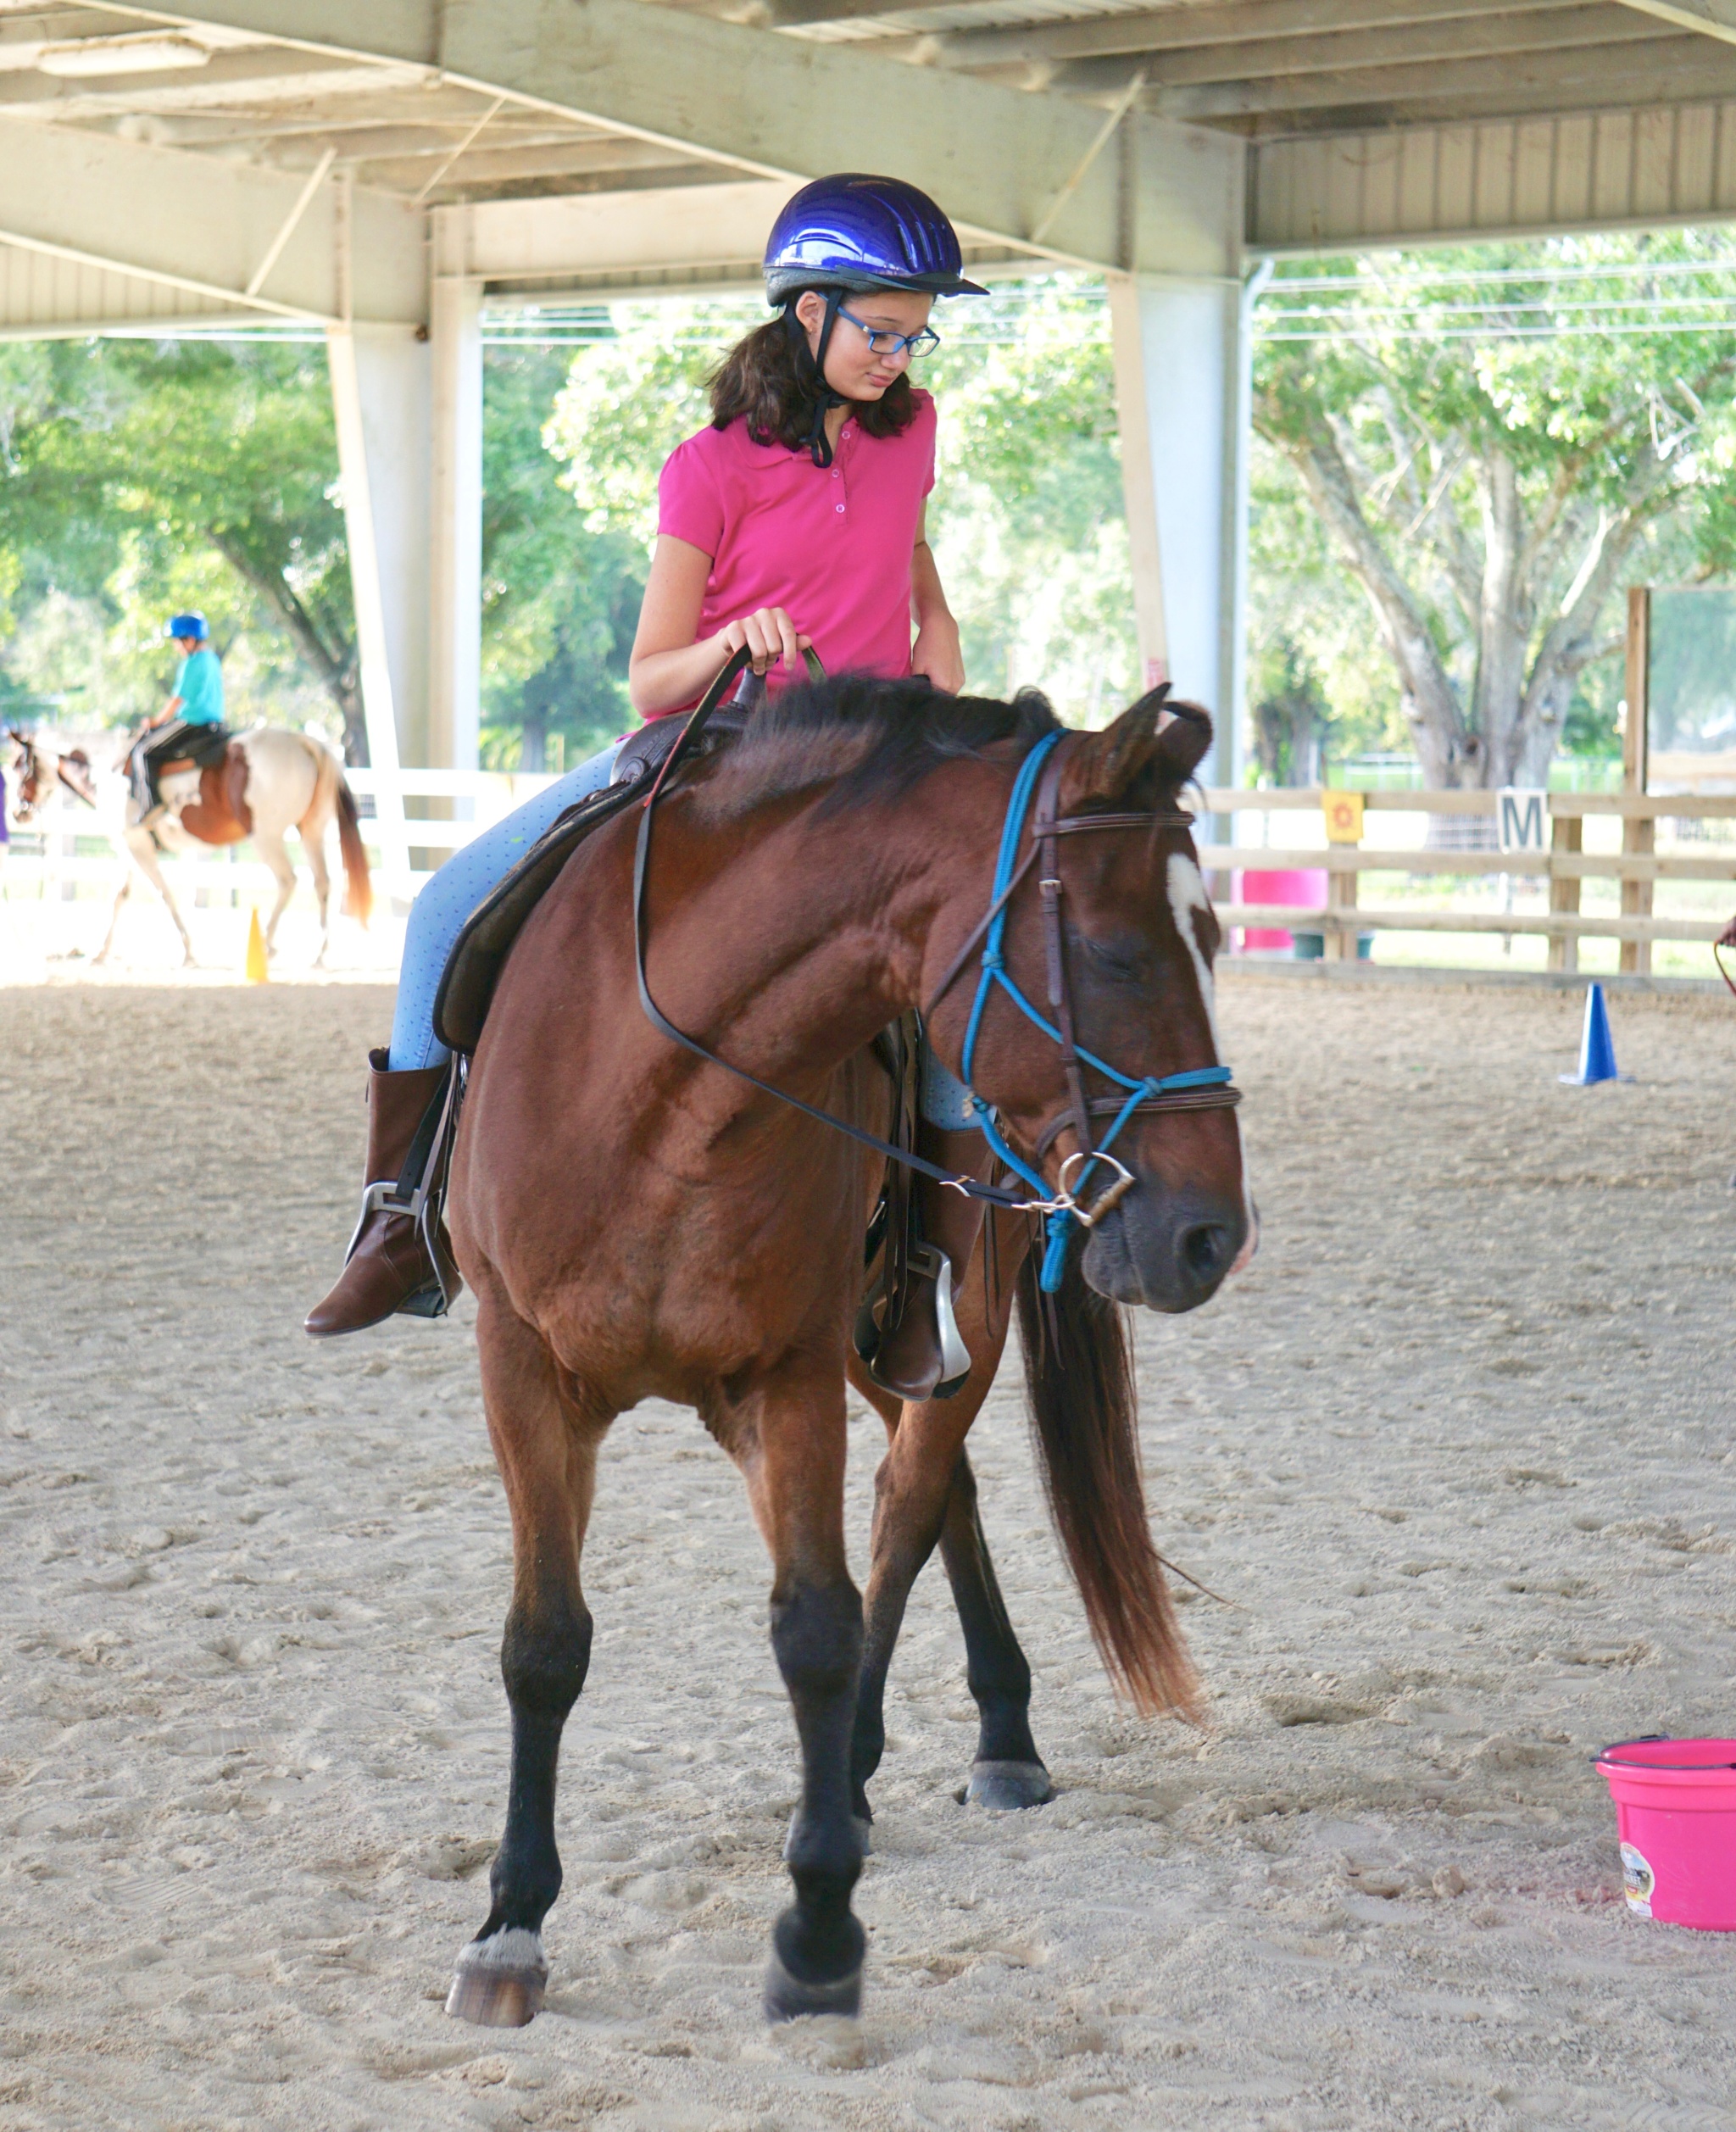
[1559,981,1622,1085]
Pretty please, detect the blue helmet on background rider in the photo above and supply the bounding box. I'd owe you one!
[166,612,209,643]
[764,175,985,465]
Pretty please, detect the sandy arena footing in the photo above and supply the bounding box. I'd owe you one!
[2,973,1733,2129]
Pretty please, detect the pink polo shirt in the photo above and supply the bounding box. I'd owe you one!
[655,392,937,712]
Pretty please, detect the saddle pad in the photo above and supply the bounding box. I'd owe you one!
[432,774,642,1058]
[432,710,706,1057]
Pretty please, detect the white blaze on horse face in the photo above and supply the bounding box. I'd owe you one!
[1166,852,1259,1274]
[1165,854,1222,1056]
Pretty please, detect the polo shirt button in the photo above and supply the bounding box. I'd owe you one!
[836,503,845,513]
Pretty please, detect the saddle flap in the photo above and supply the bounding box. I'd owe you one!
[177,739,252,845]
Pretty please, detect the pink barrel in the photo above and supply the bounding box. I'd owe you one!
[1595,1737,1736,1929]
[1237,867,1327,953]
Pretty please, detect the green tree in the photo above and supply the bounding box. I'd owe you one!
[13,340,361,750]
[481,343,646,771]
[925,276,1137,721]
[1254,233,1736,790]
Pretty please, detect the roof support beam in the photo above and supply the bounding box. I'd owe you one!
[1606,1,1736,47]
[112,0,1243,276]
[1133,34,1726,124]
[914,0,1590,71]
[0,109,424,324]
[945,6,1655,83]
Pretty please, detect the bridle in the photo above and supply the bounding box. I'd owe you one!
[929,722,1238,1290]
[632,649,1240,1292]
[6,731,96,822]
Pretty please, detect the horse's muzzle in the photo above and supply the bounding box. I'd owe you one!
[1080,1183,1247,1313]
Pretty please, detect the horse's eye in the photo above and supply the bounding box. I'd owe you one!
[1081,934,1145,983]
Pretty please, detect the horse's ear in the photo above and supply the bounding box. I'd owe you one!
[1058,686,1215,810]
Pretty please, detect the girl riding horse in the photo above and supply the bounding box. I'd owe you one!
[307,174,990,1400]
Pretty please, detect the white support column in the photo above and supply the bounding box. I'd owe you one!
[430,211,483,780]
[326,320,411,896]
[1108,274,1243,791]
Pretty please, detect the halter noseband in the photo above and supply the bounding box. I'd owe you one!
[633,656,1241,1293]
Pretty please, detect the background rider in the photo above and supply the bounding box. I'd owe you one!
[130,611,225,822]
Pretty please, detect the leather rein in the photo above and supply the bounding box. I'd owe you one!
[631,649,1241,1261]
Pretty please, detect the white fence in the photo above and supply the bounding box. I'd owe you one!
[2,767,561,912]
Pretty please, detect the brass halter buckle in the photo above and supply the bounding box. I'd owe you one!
[1055,1149,1137,1228]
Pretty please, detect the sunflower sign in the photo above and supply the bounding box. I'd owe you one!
[1323,792,1365,844]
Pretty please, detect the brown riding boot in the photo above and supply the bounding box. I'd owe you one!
[869,1126,990,1402]
[303,1050,454,1338]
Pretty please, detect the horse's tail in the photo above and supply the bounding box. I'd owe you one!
[1015,1244,1199,1722]
[332,768,372,927]
[301,734,372,927]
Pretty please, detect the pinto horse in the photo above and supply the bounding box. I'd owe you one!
[8,724,370,966]
[442,676,1248,2030]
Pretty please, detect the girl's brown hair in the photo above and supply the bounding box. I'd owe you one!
[709,309,916,451]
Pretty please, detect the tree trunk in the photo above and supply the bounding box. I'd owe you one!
[209,531,364,759]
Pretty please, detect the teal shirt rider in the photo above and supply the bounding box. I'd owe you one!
[173,644,224,726]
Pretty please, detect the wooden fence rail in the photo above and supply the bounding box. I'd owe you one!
[8,771,1735,979]
[1195,787,1736,976]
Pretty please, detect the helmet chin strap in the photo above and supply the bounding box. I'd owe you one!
[784,292,847,469]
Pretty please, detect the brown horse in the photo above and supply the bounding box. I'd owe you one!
[442,676,1248,2029]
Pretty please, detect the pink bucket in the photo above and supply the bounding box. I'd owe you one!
[1238,867,1327,953]
[1595,1737,1736,1929]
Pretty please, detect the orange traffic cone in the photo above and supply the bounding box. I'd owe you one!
[245,908,269,984]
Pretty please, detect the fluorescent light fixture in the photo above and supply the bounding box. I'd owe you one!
[38,36,211,78]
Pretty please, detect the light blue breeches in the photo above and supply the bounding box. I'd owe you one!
[387,738,978,1133]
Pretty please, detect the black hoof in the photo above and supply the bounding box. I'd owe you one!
[965,1758,1054,1812]
[764,1950,863,2023]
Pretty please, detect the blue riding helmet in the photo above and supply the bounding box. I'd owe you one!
[766,175,984,469]
[764,175,987,305]
[166,612,209,642]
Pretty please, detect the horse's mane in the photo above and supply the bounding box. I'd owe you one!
[693,675,1063,822]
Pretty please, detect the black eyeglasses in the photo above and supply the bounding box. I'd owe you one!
[835,304,941,359]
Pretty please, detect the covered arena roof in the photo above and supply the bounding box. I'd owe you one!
[0,0,1734,336]
[6,2,1734,788]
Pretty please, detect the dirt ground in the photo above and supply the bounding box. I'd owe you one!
[3,969,1733,2132]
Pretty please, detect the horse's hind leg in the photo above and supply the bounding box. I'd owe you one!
[729,1365,865,2021]
[253,827,298,957]
[847,1210,1049,1821]
[300,820,333,966]
[938,1450,1051,1810]
[448,1276,608,2029]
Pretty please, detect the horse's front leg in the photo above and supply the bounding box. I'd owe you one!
[732,1364,865,2021]
[123,828,196,966]
[448,1273,609,2029]
[93,871,131,965]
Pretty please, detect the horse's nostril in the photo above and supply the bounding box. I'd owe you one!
[1182,1223,1229,1284]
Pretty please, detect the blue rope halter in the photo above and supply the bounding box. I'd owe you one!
[955,730,1235,1293]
